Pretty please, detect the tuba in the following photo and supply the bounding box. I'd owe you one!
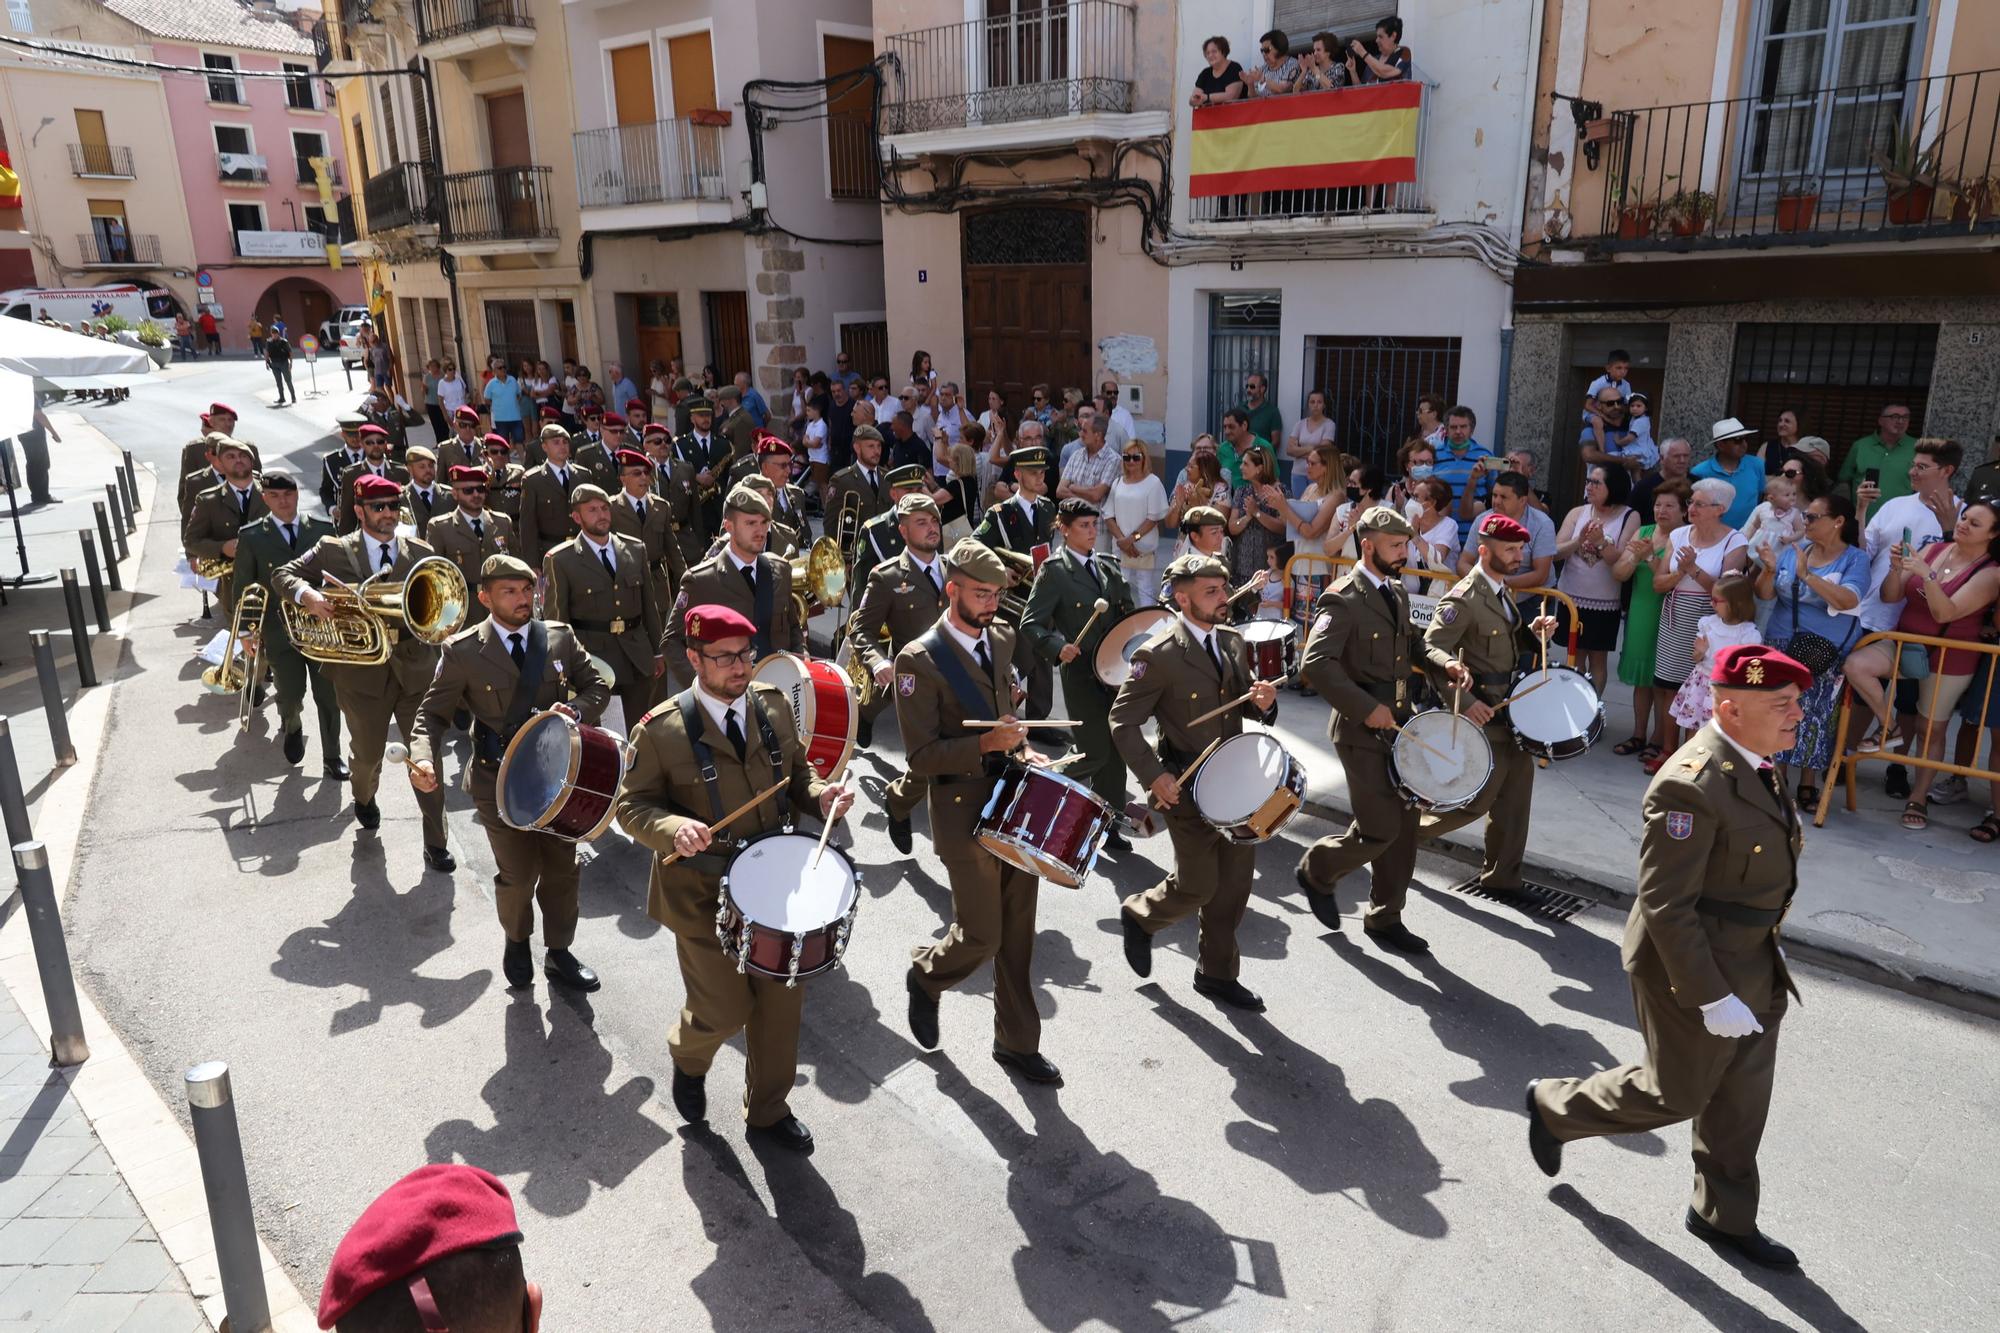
[281,555,469,666]
[202,583,266,699]
[790,535,849,625]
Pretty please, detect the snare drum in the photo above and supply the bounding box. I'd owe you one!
[1093,607,1173,688]
[717,831,861,986]
[751,651,858,780]
[1507,666,1604,761]
[1190,732,1307,843]
[1388,709,1493,812]
[1239,620,1300,683]
[976,765,1112,887]
[496,710,633,841]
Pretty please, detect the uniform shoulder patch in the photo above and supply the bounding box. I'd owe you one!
[1437,602,1459,625]
[1312,611,1333,637]
[1130,659,1147,680]
[897,672,916,696]
[1665,810,1695,840]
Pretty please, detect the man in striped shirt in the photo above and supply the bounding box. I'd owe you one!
[1430,404,1495,542]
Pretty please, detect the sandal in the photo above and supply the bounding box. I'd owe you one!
[1795,785,1820,810]
[1642,752,1669,775]
[1612,736,1647,756]
[1971,814,2000,844]
[1638,744,1663,764]
[1901,800,1929,830]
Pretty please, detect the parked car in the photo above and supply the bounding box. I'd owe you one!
[319,306,372,365]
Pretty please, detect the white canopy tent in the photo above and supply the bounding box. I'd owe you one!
[0,318,156,435]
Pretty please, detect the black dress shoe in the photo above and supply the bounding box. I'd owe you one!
[992,1044,1063,1084]
[324,755,349,780]
[424,844,456,873]
[1192,972,1266,1012]
[1469,878,1529,898]
[354,800,381,830]
[1120,907,1152,978]
[1525,1081,1563,1178]
[1684,1209,1799,1268]
[1364,921,1431,954]
[856,717,874,748]
[1297,862,1344,931]
[282,729,305,765]
[544,949,601,992]
[1101,828,1131,852]
[746,1114,814,1154]
[671,1066,707,1123]
[503,939,533,989]
[906,967,939,1050]
[1885,763,1911,799]
[888,812,913,855]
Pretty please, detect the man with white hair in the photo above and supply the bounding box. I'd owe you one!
[1631,436,1694,524]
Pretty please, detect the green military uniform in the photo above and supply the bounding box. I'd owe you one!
[852,544,947,817]
[1420,567,1538,890]
[433,431,477,475]
[1111,610,1277,981]
[1535,722,1801,1236]
[826,458,890,546]
[541,526,665,727]
[319,440,365,516]
[402,475,447,535]
[412,611,609,949]
[425,507,517,624]
[334,460,410,535]
[613,680,828,1127]
[516,461,583,568]
[661,553,803,691]
[1023,542,1135,809]
[649,451,708,568]
[484,459,526,524]
[718,402,758,471]
[232,510,340,756]
[608,486,688,617]
[179,465,228,525]
[769,481,810,547]
[974,484,1056,718]
[183,475,267,613]
[570,430,614,483]
[854,508,907,577]
[675,412,732,536]
[179,432,259,491]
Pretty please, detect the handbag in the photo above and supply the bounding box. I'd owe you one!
[1780,550,1857,677]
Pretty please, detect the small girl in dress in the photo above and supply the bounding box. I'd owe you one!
[1741,477,1806,634]
[1258,542,1292,620]
[1670,573,1762,735]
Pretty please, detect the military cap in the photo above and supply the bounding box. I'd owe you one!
[316,1164,522,1328]
[481,433,512,453]
[643,422,671,440]
[259,470,297,491]
[1712,644,1810,692]
[540,422,571,440]
[755,434,793,457]
[724,484,772,518]
[355,474,402,502]
[885,463,929,491]
[210,435,254,459]
[739,474,776,496]
[673,376,695,393]
[358,423,390,439]
[1008,446,1049,470]
[479,553,537,584]
[686,397,714,415]
[404,444,435,464]
[853,424,884,444]
[613,448,650,471]
[1183,505,1228,528]
[896,492,941,520]
[1165,552,1230,583]
[447,465,486,485]
[208,401,237,419]
[1476,512,1531,543]
[452,405,480,424]
[945,537,1008,586]
[567,483,610,509]
[336,413,367,430]
[1355,505,1416,538]
[685,602,758,644]
[539,403,565,420]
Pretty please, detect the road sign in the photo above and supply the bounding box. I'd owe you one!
[299,334,320,360]
[196,271,213,287]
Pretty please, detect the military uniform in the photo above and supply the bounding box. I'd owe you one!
[425,508,516,623]
[718,404,758,472]
[974,491,1056,717]
[183,478,268,612]
[855,509,907,577]
[608,487,687,615]
[613,679,828,1126]
[570,430,612,482]
[402,478,447,535]
[232,510,340,754]
[1111,615,1278,982]
[319,444,366,515]
[661,550,802,688]
[484,460,526,525]
[674,423,731,535]
[178,431,258,490]
[648,452,706,569]
[516,461,583,568]
[541,531,664,726]
[432,433,475,475]
[852,547,947,816]
[769,482,810,547]
[334,460,410,535]
[180,465,228,524]
[826,459,891,540]
[1023,543,1135,810]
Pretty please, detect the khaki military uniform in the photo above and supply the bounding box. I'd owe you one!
[232,511,339,750]
[613,682,828,1126]
[433,434,476,475]
[661,551,802,689]
[425,508,516,624]
[485,462,526,525]
[608,488,688,615]
[719,406,758,470]
[570,432,613,484]
[1536,724,1801,1234]
[1023,544,1135,809]
[274,531,450,848]
[402,480,447,535]
[334,460,410,535]
[649,455,707,567]
[851,550,947,818]
[413,619,608,947]
[1420,568,1537,889]
[183,480,268,611]
[1111,617,1277,980]
[769,483,810,548]
[855,509,906,580]
[179,466,228,524]
[702,517,799,566]
[179,433,260,491]
[516,462,583,568]
[319,447,364,515]
[540,532,664,727]
[1299,569,1424,924]
[826,462,890,541]
[973,494,1055,717]
[896,623,1045,1053]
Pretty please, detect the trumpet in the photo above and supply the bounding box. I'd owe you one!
[833,488,865,554]
[202,583,266,702]
[790,535,848,625]
[280,555,469,666]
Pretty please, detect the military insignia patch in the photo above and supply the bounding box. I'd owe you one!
[898,673,915,696]
[1666,811,1694,840]
[1313,612,1332,636]
[1130,660,1146,680]
[1438,603,1459,625]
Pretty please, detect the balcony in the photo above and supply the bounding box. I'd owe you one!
[361,160,441,234]
[415,0,535,65]
[77,232,160,267]
[311,15,367,83]
[218,153,269,185]
[827,113,878,201]
[572,118,732,226]
[68,143,135,179]
[440,165,558,254]
[297,157,344,189]
[1570,66,2000,253]
[881,1,1162,152]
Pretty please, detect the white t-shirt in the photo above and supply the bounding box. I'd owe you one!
[1856,491,1965,630]
[1106,474,1168,569]
[804,417,829,463]
[437,376,469,414]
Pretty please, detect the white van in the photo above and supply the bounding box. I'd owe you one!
[0,285,180,327]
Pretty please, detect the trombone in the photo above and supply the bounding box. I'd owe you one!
[832,488,865,555]
[201,583,266,715]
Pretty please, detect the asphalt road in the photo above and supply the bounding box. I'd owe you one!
[60,361,2000,1330]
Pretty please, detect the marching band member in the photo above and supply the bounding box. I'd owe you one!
[1161,506,1260,610]
[827,424,892,549]
[426,466,515,624]
[230,471,341,772]
[438,404,484,473]
[401,446,445,533]
[851,493,949,841]
[410,555,610,992]
[1110,553,1279,1010]
[178,402,255,488]
[318,414,368,516]
[572,412,625,485]
[607,446,686,614]
[715,385,759,487]
[614,603,852,1150]
[897,540,1062,1084]
[758,435,811,542]
[178,434,229,526]
[1295,507,1432,952]
[564,404,605,472]
[517,426,583,568]
[705,473,800,561]
[481,434,526,525]
[642,423,705,571]
[183,436,265,614]
[973,444,1055,718]
[674,396,732,538]
[334,425,407,536]
[276,473,453,869]
[662,486,802,689]
[854,464,934,576]
[540,483,664,729]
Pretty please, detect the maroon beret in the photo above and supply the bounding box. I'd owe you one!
[539,403,564,419]
[316,1164,521,1328]
[357,423,390,439]
[481,433,512,453]
[355,474,402,502]
[613,448,650,470]
[1476,512,1531,543]
[754,433,793,458]
[453,405,480,424]
[642,422,670,440]
[209,402,236,419]
[199,413,211,428]
[1712,644,1811,692]
[684,602,757,644]
[447,465,486,485]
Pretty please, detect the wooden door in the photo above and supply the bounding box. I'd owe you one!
[703,291,750,382]
[74,110,112,175]
[482,91,533,235]
[298,288,334,340]
[961,208,1090,409]
[839,321,888,385]
[823,36,877,199]
[667,32,717,117]
[610,45,655,124]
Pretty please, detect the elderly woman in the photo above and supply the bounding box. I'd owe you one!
[1555,464,1638,694]
[1755,494,1868,810]
[1246,30,1300,97]
[1105,442,1169,606]
[1645,476,1749,770]
[1189,36,1247,108]
[1297,32,1349,93]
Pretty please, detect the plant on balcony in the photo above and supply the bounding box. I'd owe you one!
[1946,174,2000,226]
[1608,171,1656,240]
[688,108,732,127]
[1659,187,1718,238]
[1774,176,1821,234]
[1872,125,1944,225]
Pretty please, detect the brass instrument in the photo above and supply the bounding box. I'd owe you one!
[280,555,469,666]
[790,535,849,625]
[202,583,265,700]
[839,615,889,708]
[236,585,268,731]
[832,489,864,554]
[992,544,1035,624]
[191,555,234,581]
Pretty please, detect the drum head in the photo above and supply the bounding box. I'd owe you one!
[727,833,858,931]
[498,712,574,829]
[1094,608,1173,687]
[1192,734,1293,823]
[1510,668,1601,744]
[1240,620,1297,645]
[751,652,818,731]
[1395,711,1492,806]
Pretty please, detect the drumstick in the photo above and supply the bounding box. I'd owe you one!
[383,741,422,774]
[966,718,1077,728]
[1189,691,1255,728]
[811,806,840,869]
[1452,650,1465,720]
[1540,597,1550,681]
[1389,725,1453,765]
[1501,675,1556,709]
[1074,597,1111,646]
[660,779,787,867]
[1172,736,1228,789]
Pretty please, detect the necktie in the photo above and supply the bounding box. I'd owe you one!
[1081,553,1101,588]
[740,562,757,592]
[865,469,877,492]
[282,522,296,550]
[926,564,942,598]
[635,499,647,523]
[1205,632,1224,678]
[235,488,250,516]
[975,637,993,678]
[724,706,747,761]
[419,489,432,508]
[377,542,393,572]
[1377,580,1400,620]
[471,517,483,540]
[599,546,616,579]
[508,632,525,672]
[556,468,568,489]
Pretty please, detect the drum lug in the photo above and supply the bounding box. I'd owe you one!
[831,902,857,966]
[736,920,752,974]
[786,932,803,989]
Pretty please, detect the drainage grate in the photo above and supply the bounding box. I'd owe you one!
[1447,880,1596,922]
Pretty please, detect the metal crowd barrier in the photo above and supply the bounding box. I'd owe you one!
[1282,551,1583,654]
[1823,629,2000,828]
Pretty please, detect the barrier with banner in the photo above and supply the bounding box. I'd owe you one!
[1825,629,2000,829]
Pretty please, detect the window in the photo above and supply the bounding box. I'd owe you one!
[293,131,327,186]
[1729,321,1937,473]
[88,200,130,263]
[302,203,333,239]
[1205,293,1280,441]
[484,300,540,368]
[284,62,317,111]
[7,0,32,35]
[214,125,262,182]
[378,83,402,166]
[204,53,242,105]
[1300,334,1461,474]
[228,202,265,253]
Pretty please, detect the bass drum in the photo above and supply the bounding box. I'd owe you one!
[1507,666,1604,761]
[497,709,632,841]
[1388,709,1493,812]
[1190,732,1307,843]
[751,651,858,780]
[1093,607,1174,689]
[718,832,861,986]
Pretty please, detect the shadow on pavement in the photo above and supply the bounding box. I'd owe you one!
[752,1135,933,1332]
[1417,886,1638,1030]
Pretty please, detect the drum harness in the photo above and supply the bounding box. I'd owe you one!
[915,625,1013,785]
[674,686,789,873]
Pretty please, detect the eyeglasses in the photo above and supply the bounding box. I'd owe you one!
[1586,476,1607,486]
[454,484,489,494]
[1595,398,1622,407]
[697,648,756,668]
[362,500,401,513]
[1123,453,1145,463]
[1782,468,1802,478]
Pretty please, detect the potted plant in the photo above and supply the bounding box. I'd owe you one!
[1660,187,1718,237]
[1948,174,2000,225]
[1775,176,1820,233]
[1873,126,1943,225]
[1608,172,1656,240]
[134,320,171,367]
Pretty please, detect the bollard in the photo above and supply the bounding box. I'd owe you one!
[113,480,134,537]
[93,502,121,591]
[79,532,110,632]
[106,485,130,559]
[14,844,88,1066]
[123,449,141,513]
[60,570,97,688]
[29,631,76,767]
[0,719,30,850]
[116,462,137,521]
[185,1064,272,1333]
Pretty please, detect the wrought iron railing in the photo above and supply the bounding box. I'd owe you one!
[415,0,534,46]
[68,143,134,178]
[218,153,269,184]
[1579,66,2000,248]
[440,165,556,243]
[310,17,341,71]
[77,232,160,266]
[1186,81,1435,224]
[362,160,440,233]
[297,157,344,188]
[882,1,1134,136]
[827,114,878,200]
[573,118,727,209]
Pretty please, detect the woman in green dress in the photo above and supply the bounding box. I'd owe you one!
[1610,481,1690,763]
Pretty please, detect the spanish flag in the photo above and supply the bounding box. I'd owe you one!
[0,150,21,211]
[1189,83,1420,198]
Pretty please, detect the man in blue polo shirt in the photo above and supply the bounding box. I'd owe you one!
[1431,404,1494,541]
[1690,417,1765,530]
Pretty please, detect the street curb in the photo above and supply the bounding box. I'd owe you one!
[1299,793,2000,1022]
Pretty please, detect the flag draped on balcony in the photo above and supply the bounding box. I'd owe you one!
[1188,83,1421,198]
[0,151,21,211]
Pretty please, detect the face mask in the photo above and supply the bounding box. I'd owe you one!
[1345,486,1362,504]
[1408,464,1434,480]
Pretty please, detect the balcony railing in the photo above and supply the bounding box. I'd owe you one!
[573,118,726,210]
[1186,81,1435,225]
[362,160,440,233]
[310,17,342,71]
[297,157,344,188]
[68,143,135,178]
[77,232,160,266]
[882,1,1134,136]
[218,153,269,184]
[1578,66,2000,250]
[827,114,879,200]
[416,0,534,46]
[440,165,556,244]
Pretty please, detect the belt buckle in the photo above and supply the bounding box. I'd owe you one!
[610,617,627,635]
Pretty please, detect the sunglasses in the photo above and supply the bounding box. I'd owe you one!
[1595,399,1622,407]
[1122,453,1144,462]
[454,484,489,493]
[362,500,401,512]
[1782,468,1802,478]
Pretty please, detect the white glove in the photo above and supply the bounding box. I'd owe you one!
[1699,993,1764,1038]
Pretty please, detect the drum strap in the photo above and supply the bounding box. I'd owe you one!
[475,621,548,764]
[917,625,991,720]
[673,687,791,831]
[746,691,791,826]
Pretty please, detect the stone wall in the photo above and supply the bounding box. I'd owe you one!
[753,232,807,396]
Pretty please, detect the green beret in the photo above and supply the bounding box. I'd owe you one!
[945,537,1008,587]
[1166,553,1230,583]
[1008,446,1049,470]
[738,473,775,495]
[1183,505,1228,528]
[480,553,536,584]
[1355,505,1416,538]
[686,397,714,414]
[724,484,772,518]
[540,422,571,440]
[896,492,941,520]
[885,463,929,491]
[852,424,884,444]
[568,483,610,508]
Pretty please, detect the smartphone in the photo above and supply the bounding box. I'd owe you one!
[1864,467,1882,487]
